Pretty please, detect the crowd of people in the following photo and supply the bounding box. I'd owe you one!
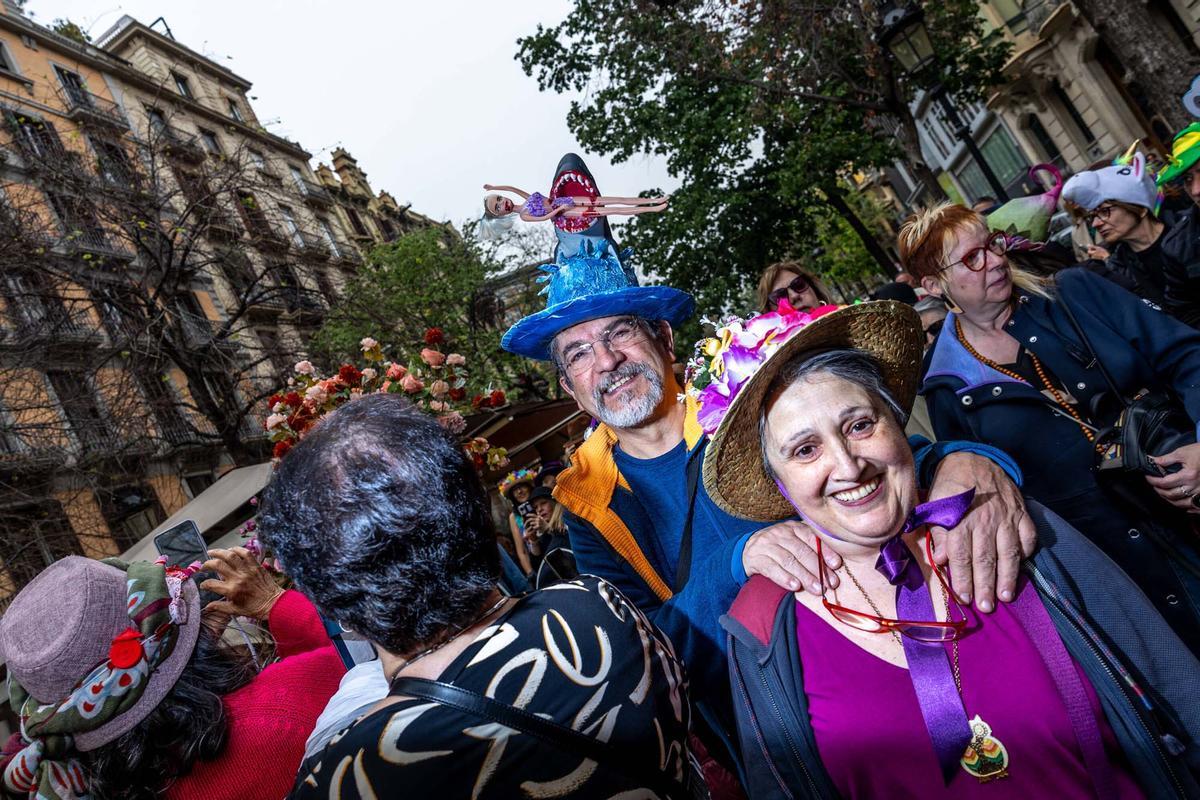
[2,125,1200,800]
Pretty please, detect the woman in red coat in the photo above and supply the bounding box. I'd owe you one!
[0,547,344,800]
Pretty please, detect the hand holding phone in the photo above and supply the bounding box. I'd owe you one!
[201,547,284,620]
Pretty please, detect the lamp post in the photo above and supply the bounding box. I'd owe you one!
[875,1,1010,203]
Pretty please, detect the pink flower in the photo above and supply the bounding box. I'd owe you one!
[304,384,328,405]
[446,353,466,367]
[438,411,466,434]
[294,360,315,376]
[360,337,379,351]
[386,363,407,380]
[429,379,450,398]
[420,348,446,367]
[265,413,287,431]
[696,387,732,435]
[348,388,364,401]
[401,374,424,393]
[429,400,448,412]
[361,367,378,382]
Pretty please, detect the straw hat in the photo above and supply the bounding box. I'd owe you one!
[702,302,924,523]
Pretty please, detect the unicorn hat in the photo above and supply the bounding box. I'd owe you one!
[501,239,694,362]
[1062,146,1161,215]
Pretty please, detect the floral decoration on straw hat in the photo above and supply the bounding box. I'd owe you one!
[689,300,924,523]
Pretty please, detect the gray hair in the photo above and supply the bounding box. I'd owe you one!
[758,348,907,481]
[913,296,947,316]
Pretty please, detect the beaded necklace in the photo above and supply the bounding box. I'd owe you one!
[953,317,1097,446]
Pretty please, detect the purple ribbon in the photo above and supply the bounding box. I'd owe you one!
[875,488,976,783]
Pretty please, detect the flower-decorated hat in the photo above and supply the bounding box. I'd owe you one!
[1157,122,1200,186]
[498,468,538,499]
[501,239,695,361]
[692,301,924,522]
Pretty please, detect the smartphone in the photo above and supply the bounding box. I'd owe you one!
[321,615,378,669]
[154,520,220,605]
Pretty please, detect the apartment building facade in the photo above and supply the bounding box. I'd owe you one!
[0,9,437,606]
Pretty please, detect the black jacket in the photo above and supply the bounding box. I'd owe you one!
[1161,206,1200,327]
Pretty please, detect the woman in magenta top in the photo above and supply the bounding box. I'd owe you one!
[696,303,1200,798]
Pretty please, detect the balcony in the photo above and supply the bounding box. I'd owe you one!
[281,286,326,325]
[59,226,132,262]
[298,179,333,208]
[295,231,331,261]
[177,312,238,353]
[57,86,129,130]
[158,126,206,163]
[335,246,364,268]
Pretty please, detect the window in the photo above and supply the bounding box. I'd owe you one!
[185,473,214,498]
[3,271,69,330]
[7,112,63,160]
[136,369,189,445]
[0,43,18,75]
[227,97,243,122]
[46,191,104,242]
[0,502,81,606]
[146,106,168,133]
[97,486,164,551]
[255,327,291,378]
[89,136,134,186]
[345,207,369,237]
[317,217,343,257]
[978,126,1028,186]
[248,149,267,170]
[217,248,256,298]
[93,284,147,341]
[172,71,192,99]
[54,66,88,106]
[278,204,305,248]
[198,128,221,155]
[46,370,111,454]
[289,165,306,194]
[1050,81,1097,149]
[236,191,270,232]
[1024,114,1065,171]
[313,268,338,301]
[921,117,951,161]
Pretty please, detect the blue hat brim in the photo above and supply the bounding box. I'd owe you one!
[501,286,696,361]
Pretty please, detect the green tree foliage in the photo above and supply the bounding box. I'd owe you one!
[311,225,554,400]
[50,19,91,44]
[516,0,1009,316]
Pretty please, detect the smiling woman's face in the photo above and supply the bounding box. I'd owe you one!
[762,373,916,547]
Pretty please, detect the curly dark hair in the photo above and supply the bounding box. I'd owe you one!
[255,394,500,655]
[78,627,255,800]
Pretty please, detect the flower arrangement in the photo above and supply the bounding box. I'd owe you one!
[685,299,841,436]
[264,329,510,473]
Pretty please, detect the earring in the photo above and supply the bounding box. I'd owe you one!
[941,288,963,314]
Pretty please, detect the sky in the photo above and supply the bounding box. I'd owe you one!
[24,0,678,228]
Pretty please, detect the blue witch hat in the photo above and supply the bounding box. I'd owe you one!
[501,240,695,361]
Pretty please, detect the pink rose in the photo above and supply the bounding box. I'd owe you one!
[446,353,466,367]
[361,367,378,382]
[429,400,448,412]
[304,384,328,405]
[438,411,466,434]
[429,379,450,398]
[420,348,446,367]
[294,360,315,376]
[386,363,407,380]
[265,413,287,431]
[401,374,424,393]
[360,337,379,351]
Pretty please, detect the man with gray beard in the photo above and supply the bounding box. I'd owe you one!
[502,242,1034,787]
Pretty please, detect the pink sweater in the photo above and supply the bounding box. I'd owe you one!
[167,590,345,800]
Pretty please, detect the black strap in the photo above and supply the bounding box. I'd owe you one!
[1057,292,1126,406]
[674,442,705,592]
[390,676,684,799]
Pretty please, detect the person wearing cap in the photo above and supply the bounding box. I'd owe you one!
[701,301,1200,799]
[1159,122,1200,327]
[903,201,1200,655]
[1062,150,1173,310]
[0,548,344,800]
[536,459,566,489]
[501,240,1034,775]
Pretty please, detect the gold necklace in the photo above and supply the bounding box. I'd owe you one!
[839,561,902,645]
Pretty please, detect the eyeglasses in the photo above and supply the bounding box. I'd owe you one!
[558,318,650,376]
[816,535,968,642]
[1086,203,1120,224]
[767,274,813,307]
[938,231,1009,274]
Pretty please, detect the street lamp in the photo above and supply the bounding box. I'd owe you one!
[875,1,1010,203]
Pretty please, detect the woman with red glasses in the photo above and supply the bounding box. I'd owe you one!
[901,202,1200,658]
[696,303,1200,799]
[756,260,832,313]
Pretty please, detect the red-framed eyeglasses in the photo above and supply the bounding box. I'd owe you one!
[816,534,969,642]
[937,231,1009,274]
